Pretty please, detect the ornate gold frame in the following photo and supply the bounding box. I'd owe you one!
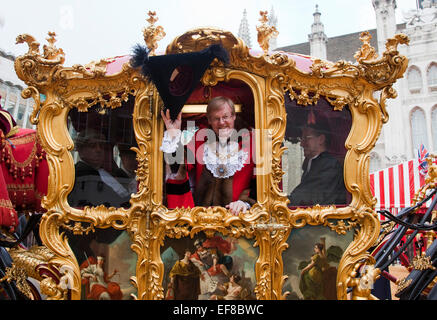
[13,12,409,300]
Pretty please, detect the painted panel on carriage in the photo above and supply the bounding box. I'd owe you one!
[69,229,137,300]
[161,233,258,300]
[283,225,354,300]
[282,96,352,208]
[66,95,138,210]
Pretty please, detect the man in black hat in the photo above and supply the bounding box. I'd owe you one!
[68,129,131,208]
[160,96,256,215]
[116,143,138,194]
[288,116,346,207]
[67,129,129,265]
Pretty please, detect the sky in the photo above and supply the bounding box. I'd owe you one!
[0,0,417,66]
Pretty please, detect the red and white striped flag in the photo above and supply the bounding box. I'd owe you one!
[369,159,432,220]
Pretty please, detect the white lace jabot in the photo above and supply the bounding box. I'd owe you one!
[203,141,248,179]
[160,130,182,154]
[160,130,249,179]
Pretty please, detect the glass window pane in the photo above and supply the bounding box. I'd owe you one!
[67,95,137,209]
[408,68,422,91]
[284,95,351,208]
[427,64,437,86]
[411,108,428,152]
[162,80,256,212]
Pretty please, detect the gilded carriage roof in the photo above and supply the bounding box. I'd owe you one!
[13,22,409,119]
[102,49,315,76]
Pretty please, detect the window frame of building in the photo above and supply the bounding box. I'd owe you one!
[407,66,423,94]
[432,105,437,151]
[410,107,429,155]
[369,151,382,173]
[427,62,437,92]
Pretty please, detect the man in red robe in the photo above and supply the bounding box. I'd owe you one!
[161,96,256,215]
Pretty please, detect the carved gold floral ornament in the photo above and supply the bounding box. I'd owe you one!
[396,277,413,294]
[344,261,381,300]
[411,254,437,271]
[143,11,166,55]
[256,10,279,55]
[354,31,378,63]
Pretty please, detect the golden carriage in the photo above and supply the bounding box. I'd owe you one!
[9,11,409,300]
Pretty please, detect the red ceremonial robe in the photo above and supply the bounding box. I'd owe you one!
[165,127,255,209]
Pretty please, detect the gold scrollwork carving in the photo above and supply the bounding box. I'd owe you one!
[356,32,409,88]
[2,245,73,300]
[21,86,42,125]
[143,11,166,55]
[411,254,437,271]
[256,10,279,55]
[396,277,412,294]
[325,219,359,235]
[0,263,34,299]
[344,261,381,300]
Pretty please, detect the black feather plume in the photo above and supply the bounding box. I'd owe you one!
[206,44,230,65]
[130,44,151,78]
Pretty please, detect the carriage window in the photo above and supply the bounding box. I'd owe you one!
[162,80,256,214]
[67,94,137,209]
[64,95,139,300]
[283,95,351,208]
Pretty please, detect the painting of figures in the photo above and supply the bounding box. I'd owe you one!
[283,225,354,300]
[67,230,137,300]
[161,233,258,300]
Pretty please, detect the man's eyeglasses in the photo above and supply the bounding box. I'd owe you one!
[299,135,315,142]
[210,114,233,123]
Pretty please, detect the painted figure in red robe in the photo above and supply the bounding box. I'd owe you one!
[80,255,122,300]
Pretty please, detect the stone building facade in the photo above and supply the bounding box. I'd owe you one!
[274,0,437,173]
[0,49,35,129]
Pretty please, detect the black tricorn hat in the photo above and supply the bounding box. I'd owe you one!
[305,109,331,135]
[130,44,230,120]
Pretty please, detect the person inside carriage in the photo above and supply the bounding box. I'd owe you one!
[66,105,138,266]
[288,111,346,207]
[116,142,138,194]
[68,129,132,209]
[130,43,257,215]
[161,96,256,215]
[284,93,351,208]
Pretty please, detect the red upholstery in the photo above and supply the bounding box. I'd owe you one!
[0,128,48,231]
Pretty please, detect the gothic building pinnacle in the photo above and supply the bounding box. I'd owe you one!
[238,9,252,48]
[308,4,327,59]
